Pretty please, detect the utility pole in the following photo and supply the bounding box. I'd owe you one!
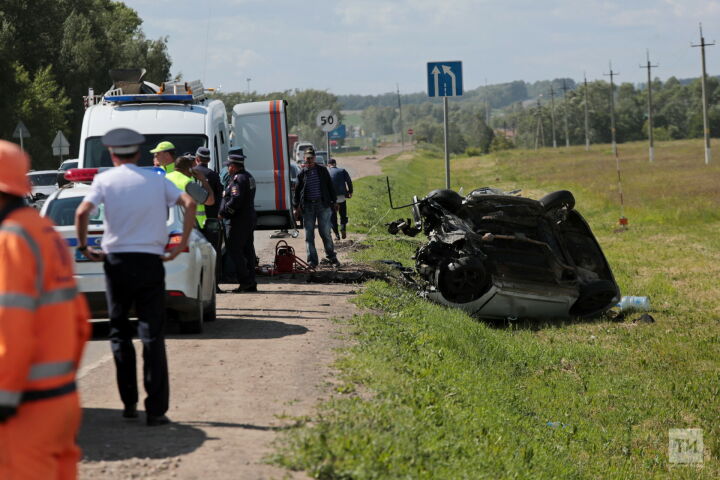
[640,50,659,162]
[692,23,715,164]
[549,84,558,148]
[534,98,545,150]
[246,77,252,96]
[604,62,619,155]
[484,78,490,124]
[583,73,591,151]
[397,83,405,150]
[560,79,571,147]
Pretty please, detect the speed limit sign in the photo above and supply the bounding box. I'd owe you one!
[316,110,338,132]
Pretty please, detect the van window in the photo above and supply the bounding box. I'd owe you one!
[84,134,208,167]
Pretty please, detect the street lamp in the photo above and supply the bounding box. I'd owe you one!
[246,78,251,95]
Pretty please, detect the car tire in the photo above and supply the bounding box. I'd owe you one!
[539,190,575,211]
[570,279,618,317]
[204,285,216,322]
[179,285,204,334]
[437,256,490,304]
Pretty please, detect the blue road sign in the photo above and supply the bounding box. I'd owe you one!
[427,61,463,97]
[329,124,346,140]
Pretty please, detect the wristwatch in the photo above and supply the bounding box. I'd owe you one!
[77,245,88,252]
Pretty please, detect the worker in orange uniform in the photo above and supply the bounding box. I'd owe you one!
[0,140,90,480]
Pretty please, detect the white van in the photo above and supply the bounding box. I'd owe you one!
[78,69,229,172]
[232,100,294,230]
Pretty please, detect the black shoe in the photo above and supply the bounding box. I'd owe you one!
[232,283,257,293]
[146,414,171,426]
[122,404,138,419]
[335,234,341,241]
[341,230,347,239]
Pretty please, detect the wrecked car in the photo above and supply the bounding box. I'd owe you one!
[387,183,620,319]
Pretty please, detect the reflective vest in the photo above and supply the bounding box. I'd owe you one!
[166,170,207,228]
[0,207,90,410]
[163,163,175,173]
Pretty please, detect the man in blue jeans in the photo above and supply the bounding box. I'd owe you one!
[293,147,340,267]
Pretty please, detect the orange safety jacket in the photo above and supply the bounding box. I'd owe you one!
[0,205,90,411]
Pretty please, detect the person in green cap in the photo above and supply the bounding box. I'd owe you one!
[165,154,215,229]
[150,141,176,173]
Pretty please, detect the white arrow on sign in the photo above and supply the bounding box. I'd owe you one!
[442,65,456,97]
[431,66,440,97]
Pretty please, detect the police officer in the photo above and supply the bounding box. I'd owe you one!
[219,152,257,293]
[75,128,197,426]
[0,140,90,479]
[193,147,224,289]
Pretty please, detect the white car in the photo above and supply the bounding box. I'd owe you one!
[40,177,217,333]
[27,170,60,197]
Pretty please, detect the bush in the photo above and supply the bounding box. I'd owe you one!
[465,147,482,156]
[490,135,516,152]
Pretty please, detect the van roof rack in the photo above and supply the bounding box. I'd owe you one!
[101,79,208,105]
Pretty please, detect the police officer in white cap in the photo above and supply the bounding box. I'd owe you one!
[75,128,197,426]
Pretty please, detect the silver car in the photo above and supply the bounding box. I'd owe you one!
[387,186,620,320]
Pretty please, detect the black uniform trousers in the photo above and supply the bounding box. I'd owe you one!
[104,253,169,417]
[331,201,348,236]
[227,216,256,285]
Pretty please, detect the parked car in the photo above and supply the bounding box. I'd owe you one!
[41,174,217,333]
[293,142,314,163]
[387,186,620,320]
[59,158,79,171]
[27,170,60,196]
[313,150,328,166]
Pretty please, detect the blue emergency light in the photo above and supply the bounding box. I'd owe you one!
[104,94,194,103]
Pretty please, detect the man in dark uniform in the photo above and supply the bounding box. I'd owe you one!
[219,153,257,293]
[75,128,196,426]
[193,147,224,289]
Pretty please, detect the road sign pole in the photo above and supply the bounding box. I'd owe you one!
[443,97,450,189]
[327,132,331,159]
[19,134,24,151]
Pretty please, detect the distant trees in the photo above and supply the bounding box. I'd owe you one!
[0,1,171,169]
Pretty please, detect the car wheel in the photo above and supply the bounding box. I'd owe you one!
[437,256,490,304]
[204,284,216,322]
[539,190,575,211]
[569,279,618,317]
[179,285,204,334]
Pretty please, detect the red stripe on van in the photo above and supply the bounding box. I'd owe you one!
[269,101,286,210]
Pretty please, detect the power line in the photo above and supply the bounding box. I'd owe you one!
[397,83,405,151]
[583,73,591,151]
[604,62,619,155]
[692,23,715,164]
[640,50,659,162]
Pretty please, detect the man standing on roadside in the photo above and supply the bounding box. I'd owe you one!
[75,128,197,427]
[150,141,176,172]
[293,147,340,267]
[193,147,224,288]
[220,153,257,293]
[0,140,90,480]
[327,158,353,240]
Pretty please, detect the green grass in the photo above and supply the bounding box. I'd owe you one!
[273,139,720,479]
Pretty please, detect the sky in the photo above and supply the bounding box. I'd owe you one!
[123,0,720,96]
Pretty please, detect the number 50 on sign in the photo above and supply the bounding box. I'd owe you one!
[316,110,338,132]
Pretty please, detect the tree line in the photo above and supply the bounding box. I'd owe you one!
[359,75,720,154]
[0,0,171,169]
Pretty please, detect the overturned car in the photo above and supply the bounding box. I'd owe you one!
[387,183,620,319]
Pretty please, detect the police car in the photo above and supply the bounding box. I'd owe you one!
[40,168,217,333]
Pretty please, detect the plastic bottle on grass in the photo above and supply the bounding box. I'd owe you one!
[616,296,650,312]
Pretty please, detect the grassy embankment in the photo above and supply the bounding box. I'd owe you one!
[274,139,720,479]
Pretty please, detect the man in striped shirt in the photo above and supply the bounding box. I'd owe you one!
[293,147,339,267]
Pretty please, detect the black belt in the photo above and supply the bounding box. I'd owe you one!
[304,199,322,204]
[22,381,76,403]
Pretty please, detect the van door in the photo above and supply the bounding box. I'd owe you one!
[231,100,293,230]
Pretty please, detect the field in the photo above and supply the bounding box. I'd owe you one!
[274,139,720,479]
